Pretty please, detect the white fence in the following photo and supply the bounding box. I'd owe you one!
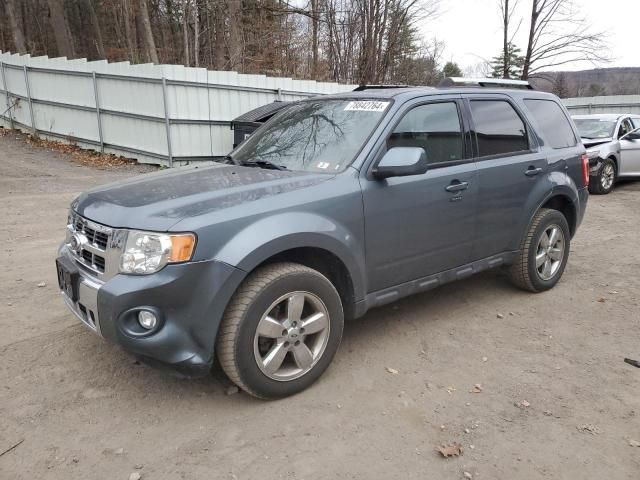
[0,52,354,166]
[562,95,640,115]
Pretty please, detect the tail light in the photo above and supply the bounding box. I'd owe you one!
[581,154,589,187]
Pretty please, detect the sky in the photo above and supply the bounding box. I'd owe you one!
[421,0,640,73]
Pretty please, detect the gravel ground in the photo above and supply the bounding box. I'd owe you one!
[1,130,639,480]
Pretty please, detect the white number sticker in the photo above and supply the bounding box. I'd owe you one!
[344,100,389,112]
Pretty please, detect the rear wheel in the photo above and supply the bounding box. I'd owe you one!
[589,158,616,195]
[508,208,571,292]
[216,262,344,399]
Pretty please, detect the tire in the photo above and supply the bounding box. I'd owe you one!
[216,262,344,399]
[588,158,616,195]
[508,208,571,293]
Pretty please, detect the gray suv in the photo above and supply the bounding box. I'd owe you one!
[57,80,589,399]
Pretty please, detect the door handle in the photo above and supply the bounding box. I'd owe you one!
[445,181,469,192]
[524,167,543,176]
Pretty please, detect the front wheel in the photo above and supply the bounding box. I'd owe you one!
[508,208,571,293]
[216,262,344,399]
[589,158,616,195]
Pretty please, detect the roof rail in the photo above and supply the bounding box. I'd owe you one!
[438,77,533,90]
[353,84,414,91]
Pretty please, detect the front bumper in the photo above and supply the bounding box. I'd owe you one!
[57,244,245,377]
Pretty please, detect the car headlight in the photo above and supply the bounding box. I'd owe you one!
[119,231,196,274]
[586,149,600,160]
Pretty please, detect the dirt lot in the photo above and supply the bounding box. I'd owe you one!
[1,130,639,480]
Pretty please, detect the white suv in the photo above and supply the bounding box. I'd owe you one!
[573,113,640,194]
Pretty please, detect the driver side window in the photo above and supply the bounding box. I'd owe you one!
[388,102,463,165]
[618,118,634,138]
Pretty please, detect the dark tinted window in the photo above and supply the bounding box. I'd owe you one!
[470,100,529,157]
[388,102,463,164]
[524,99,577,148]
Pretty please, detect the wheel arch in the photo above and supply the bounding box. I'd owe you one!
[540,194,577,237]
[253,247,358,320]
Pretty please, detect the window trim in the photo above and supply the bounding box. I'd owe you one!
[523,98,578,150]
[464,95,537,162]
[372,98,470,173]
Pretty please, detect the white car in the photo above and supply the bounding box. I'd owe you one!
[572,113,640,194]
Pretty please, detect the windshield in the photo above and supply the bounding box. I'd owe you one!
[573,118,616,139]
[231,99,390,172]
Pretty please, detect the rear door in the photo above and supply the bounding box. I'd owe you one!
[464,95,547,260]
[361,97,478,292]
[621,117,640,175]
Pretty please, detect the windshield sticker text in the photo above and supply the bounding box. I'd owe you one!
[344,101,389,112]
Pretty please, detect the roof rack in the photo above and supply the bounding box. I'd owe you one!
[438,77,533,90]
[353,84,414,91]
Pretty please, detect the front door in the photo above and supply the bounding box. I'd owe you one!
[620,118,640,175]
[361,100,477,292]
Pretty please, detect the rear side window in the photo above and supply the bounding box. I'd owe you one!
[524,99,577,148]
[470,100,529,157]
[388,102,463,165]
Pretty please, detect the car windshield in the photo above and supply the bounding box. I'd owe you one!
[573,118,616,139]
[231,99,390,172]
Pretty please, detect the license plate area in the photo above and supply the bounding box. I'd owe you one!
[56,256,79,302]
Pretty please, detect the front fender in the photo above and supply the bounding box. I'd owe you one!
[214,212,367,302]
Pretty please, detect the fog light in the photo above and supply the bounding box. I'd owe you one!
[138,310,157,330]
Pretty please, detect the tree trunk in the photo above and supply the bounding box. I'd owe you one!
[502,0,509,78]
[84,0,105,59]
[193,0,199,67]
[522,0,538,80]
[47,0,75,58]
[5,0,27,53]
[310,0,319,77]
[182,0,190,66]
[139,0,159,63]
[227,0,242,70]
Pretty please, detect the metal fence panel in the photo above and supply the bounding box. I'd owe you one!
[0,51,354,166]
[562,95,640,115]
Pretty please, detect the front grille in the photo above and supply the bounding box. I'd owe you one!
[68,213,113,275]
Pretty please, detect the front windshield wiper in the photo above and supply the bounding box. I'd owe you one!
[240,159,288,171]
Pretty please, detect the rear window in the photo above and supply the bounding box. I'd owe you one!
[469,100,529,157]
[525,99,577,148]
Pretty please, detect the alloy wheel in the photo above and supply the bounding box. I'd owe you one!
[253,291,330,381]
[601,163,615,190]
[535,225,565,281]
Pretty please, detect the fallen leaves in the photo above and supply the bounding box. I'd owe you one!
[437,442,463,458]
[25,134,140,169]
[469,384,483,394]
[577,424,601,435]
[385,367,399,375]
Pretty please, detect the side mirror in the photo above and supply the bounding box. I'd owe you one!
[373,147,428,179]
[621,129,640,141]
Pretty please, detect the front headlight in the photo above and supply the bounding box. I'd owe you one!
[586,149,600,160]
[119,231,196,275]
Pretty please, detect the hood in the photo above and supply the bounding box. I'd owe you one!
[73,163,330,231]
[582,137,613,149]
